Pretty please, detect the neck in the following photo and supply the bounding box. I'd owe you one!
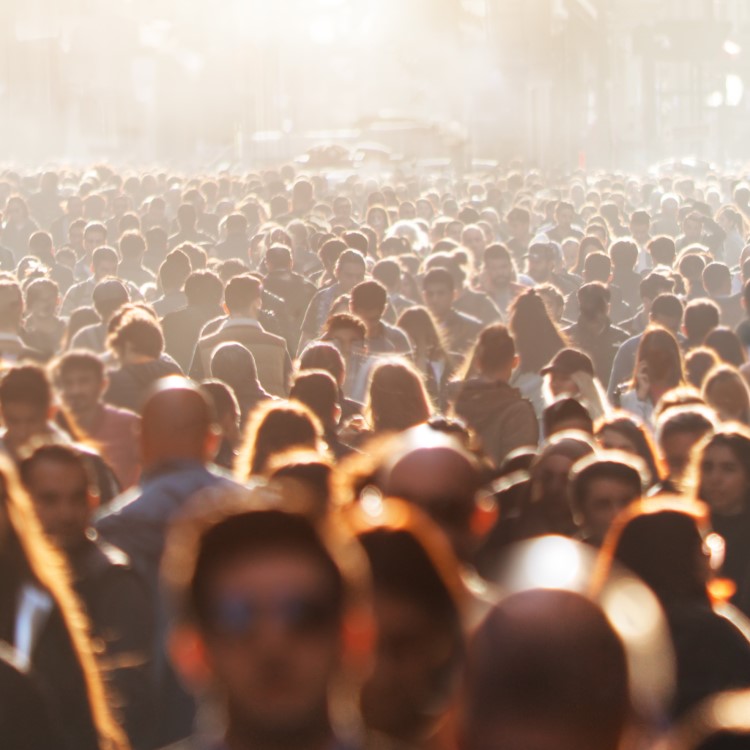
[71,402,102,431]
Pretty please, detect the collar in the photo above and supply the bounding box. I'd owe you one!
[220,317,262,330]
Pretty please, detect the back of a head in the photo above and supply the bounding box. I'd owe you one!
[141,377,215,465]
[0,279,23,329]
[463,588,629,750]
[474,323,516,376]
[685,299,720,344]
[298,342,345,386]
[290,369,339,427]
[224,274,262,314]
[703,262,732,296]
[368,360,431,433]
[184,270,223,308]
[210,342,259,389]
[92,278,129,320]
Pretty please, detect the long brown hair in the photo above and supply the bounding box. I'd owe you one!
[0,454,128,750]
[631,326,685,391]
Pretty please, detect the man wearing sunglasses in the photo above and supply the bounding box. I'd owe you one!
[162,495,367,750]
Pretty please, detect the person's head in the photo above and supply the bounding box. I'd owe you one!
[421,267,456,320]
[51,351,107,417]
[683,210,704,239]
[184,269,223,309]
[163,497,359,749]
[350,280,387,327]
[526,242,555,282]
[385,440,482,562]
[568,451,645,546]
[19,443,97,553]
[352,502,464,742]
[225,212,248,237]
[0,365,52,453]
[632,326,684,392]
[554,200,576,228]
[467,323,517,382]
[543,398,594,437]
[318,238,347,273]
[629,210,651,243]
[28,230,54,263]
[576,282,610,326]
[639,272,674,312]
[685,346,720,390]
[322,313,367,359]
[396,306,443,356]
[83,221,107,257]
[201,380,241,450]
[509,289,566,374]
[647,236,676,268]
[224,274,263,318]
[159,248,191,293]
[177,202,197,230]
[290,370,340,431]
[265,244,293,272]
[649,293,683,334]
[482,243,515,289]
[609,239,639,272]
[541,348,596,398]
[118,230,146,263]
[366,360,432,434]
[91,277,129,322]
[702,364,750,424]
[604,500,712,606]
[696,427,750,517]
[703,262,732,297]
[0,278,23,332]
[91,245,118,279]
[141,376,219,468]
[684,298,720,346]
[656,405,717,484]
[595,413,661,486]
[462,588,629,750]
[237,400,324,478]
[506,206,530,238]
[298,342,346,388]
[107,309,163,364]
[372,258,402,294]
[24,277,59,319]
[572,235,605,276]
[704,326,746,368]
[334,249,366,293]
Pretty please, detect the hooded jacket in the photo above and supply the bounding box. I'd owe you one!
[453,378,539,466]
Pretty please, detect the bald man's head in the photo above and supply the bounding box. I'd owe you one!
[385,446,481,561]
[141,377,218,467]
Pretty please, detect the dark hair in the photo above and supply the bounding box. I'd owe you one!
[299,342,345,386]
[52,350,105,384]
[184,270,223,307]
[224,274,262,313]
[640,272,674,301]
[237,401,323,477]
[200,379,239,422]
[266,244,292,270]
[323,313,366,341]
[509,290,567,373]
[397,306,445,354]
[0,364,52,411]
[372,259,401,290]
[290,370,339,428]
[367,360,432,433]
[108,311,164,358]
[543,397,594,436]
[596,413,662,485]
[650,293,683,323]
[422,267,455,293]
[573,236,605,276]
[684,299,720,345]
[119,230,146,260]
[92,278,129,319]
[704,326,747,368]
[631,327,684,391]
[569,454,644,517]
[471,323,516,375]
[19,442,94,495]
[647,236,676,267]
[685,347,719,389]
[350,280,387,316]
[610,239,639,271]
[703,262,732,295]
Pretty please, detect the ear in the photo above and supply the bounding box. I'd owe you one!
[512,353,520,370]
[205,425,221,461]
[168,625,213,691]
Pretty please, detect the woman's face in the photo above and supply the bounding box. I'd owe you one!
[700,443,750,516]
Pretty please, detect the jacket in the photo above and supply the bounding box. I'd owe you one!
[105,357,183,414]
[453,378,539,466]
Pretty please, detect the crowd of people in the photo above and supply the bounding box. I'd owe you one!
[3,164,750,749]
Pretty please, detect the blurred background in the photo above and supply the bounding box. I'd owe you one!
[2,0,750,170]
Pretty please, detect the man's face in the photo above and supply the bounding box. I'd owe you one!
[662,430,706,479]
[580,477,637,545]
[422,282,454,319]
[485,257,512,289]
[84,230,106,256]
[1,402,49,452]
[630,219,650,242]
[527,251,551,282]
[202,552,341,741]
[336,262,365,293]
[462,228,485,258]
[28,289,58,319]
[556,207,574,228]
[25,459,91,552]
[94,258,118,279]
[58,369,104,415]
[684,217,702,239]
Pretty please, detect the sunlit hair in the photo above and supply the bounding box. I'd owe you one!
[630,326,685,391]
[542,370,610,422]
[509,289,567,374]
[702,364,750,425]
[396,305,448,358]
[365,359,432,434]
[0,453,127,749]
[595,412,663,486]
[235,399,326,479]
[596,497,713,605]
[704,326,747,368]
